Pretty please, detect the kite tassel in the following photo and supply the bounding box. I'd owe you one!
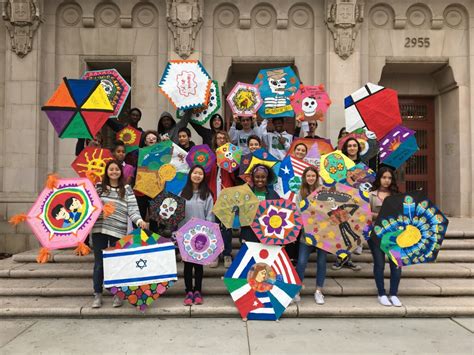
[74,242,91,256]
[9,213,28,226]
[45,173,60,189]
[36,248,52,264]
[103,203,115,218]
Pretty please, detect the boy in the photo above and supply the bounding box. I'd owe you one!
[52,204,74,228]
[229,114,267,155]
[261,117,293,160]
[177,127,196,152]
[64,197,83,222]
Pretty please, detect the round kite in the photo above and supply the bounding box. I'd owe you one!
[71,147,113,184]
[226,82,263,117]
[224,242,302,321]
[42,77,113,139]
[158,60,212,110]
[251,199,303,245]
[176,218,224,266]
[81,68,131,118]
[290,84,331,122]
[186,144,216,173]
[216,143,242,173]
[177,80,221,125]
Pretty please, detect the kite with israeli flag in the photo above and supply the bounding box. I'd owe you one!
[224,242,302,321]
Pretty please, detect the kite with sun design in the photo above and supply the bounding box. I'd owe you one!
[42,77,113,139]
[71,147,114,184]
[378,125,419,169]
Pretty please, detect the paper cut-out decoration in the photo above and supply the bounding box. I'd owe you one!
[42,77,114,139]
[159,60,211,110]
[71,147,113,184]
[379,125,419,169]
[224,242,302,320]
[227,82,263,117]
[290,85,331,122]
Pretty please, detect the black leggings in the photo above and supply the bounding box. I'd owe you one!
[184,262,203,293]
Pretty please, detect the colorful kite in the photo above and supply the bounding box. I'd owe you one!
[71,147,113,184]
[158,60,212,110]
[239,149,279,185]
[213,184,259,229]
[116,125,142,153]
[149,191,186,227]
[371,191,449,267]
[319,150,356,184]
[379,125,419,169]
[288,138,334,156]
[251,199,302,245]
[42,77,114,139]
[224,242,302,321]
[338,130,379,163]
[176,218,224,266]
[226,82,263,117]
[300,184,370,259]
[290,84,331,122]
[277,155,313,202]
[344,162,376,202]
[344,83,402,139]
[177,80,221,126]
[216,143,242,173]
[254,67,300,119]
[114,228,161,249]
[186,144,216,173]
[81,68,130,117]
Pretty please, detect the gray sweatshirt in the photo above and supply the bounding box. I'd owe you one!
[179,191,214,228]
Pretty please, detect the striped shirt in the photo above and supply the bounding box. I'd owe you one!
[92,184,143,239]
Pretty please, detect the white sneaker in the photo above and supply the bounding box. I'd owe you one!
[291,293,301,304]
[314,290,325,305]
[389,295,402,307]
[92,293,102,308]
[112,295,123,308]
[353,245,363,255]
[378,295,391,306]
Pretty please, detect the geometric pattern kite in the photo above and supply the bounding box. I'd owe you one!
[344,83,402,139]
[71,147,113,184]
[42,77,114,139]
[224,242,302,321]
[81,68,130,118]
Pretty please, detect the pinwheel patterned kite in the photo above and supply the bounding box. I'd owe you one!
[42,77,113,139]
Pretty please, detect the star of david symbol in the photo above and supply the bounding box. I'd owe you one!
[136,258,147,270]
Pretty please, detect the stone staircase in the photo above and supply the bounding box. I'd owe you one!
[0,218,473,318]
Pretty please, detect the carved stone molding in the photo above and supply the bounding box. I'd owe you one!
[166,0,203,59]
[2,0,41,58]
[326,0,364,60]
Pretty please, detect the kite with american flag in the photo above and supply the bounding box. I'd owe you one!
[277,155,313,202]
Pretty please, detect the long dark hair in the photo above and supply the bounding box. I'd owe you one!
[101,160,126,199]
[181,165,212,201]
[300,166,320,200]
[338,127,347,140]
[372,166,399,194]
[341,137,361,162]
[211,130,230,151]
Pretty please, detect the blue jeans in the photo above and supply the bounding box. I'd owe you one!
[92,233,117,294]
[368,239,402,296]
[296,243,327,288]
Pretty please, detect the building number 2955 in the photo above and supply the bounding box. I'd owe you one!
[405,37,430,48]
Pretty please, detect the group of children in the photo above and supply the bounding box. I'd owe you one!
[85,108,403,309]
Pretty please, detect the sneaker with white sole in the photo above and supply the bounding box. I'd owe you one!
[314,290,325,305]
[353,245,363,255]
[378,295,391,306]
[92,293,102,308]
[291,293,301,304]
[389,295,402,307]
[112,295,123,308]
[224,256,232,268]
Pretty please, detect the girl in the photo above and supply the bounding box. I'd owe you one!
[112,140,135,185]
[292,143,308,160]
[191,113,225,147]
[294,166,327,305]
[342,137,361,164]
[240,165,279,243]
[368,167,402,307]
[247,135,262,153]
[91,160,148,308]
[208,130,235,268]
[180,165,214,305]
[229,114,267,155]
[338,126,348,140]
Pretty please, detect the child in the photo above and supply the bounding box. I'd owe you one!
[247,135,262,154]
[294,166,327,305]
[229,114,267,155]
[261,117,292,160]
[180,165,214,305]
[112,140,135,185]
[177,127,196,152]
[292,143,308,160]
[91,160,148,308]
[190,113,224,147]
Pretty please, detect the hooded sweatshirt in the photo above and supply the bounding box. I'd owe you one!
[157,111,191,144]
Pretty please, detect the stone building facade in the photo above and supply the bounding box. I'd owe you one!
[0,0,472,253]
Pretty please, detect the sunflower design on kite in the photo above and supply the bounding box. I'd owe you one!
[71,147,113,184]
[117,126,142,152]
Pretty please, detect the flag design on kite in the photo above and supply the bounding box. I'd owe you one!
[278,155,313,201]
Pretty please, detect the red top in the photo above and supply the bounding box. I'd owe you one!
[207,163,235,202]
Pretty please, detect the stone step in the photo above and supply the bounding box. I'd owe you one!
[0,277,472,297]
[0,295,472,318]
[11,247,474,264]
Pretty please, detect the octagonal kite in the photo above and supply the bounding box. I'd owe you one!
[42,77,113,139]
[82,68,131,118]
[159,60,212,110]
[227,82,263,117]
[71,147,113,184]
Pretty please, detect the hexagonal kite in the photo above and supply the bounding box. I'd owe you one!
[71,147,114,184]
[290,84,331,122]
[177,80,221,125]
[42,77,114,139]
[226,82,263,117]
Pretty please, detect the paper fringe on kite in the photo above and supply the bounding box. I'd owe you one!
[103,202,115,218]
[8,213,28,226]
[36,248,52,264]
[74,242,91,256]
[45,173,60,189]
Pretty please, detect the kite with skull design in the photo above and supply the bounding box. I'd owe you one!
[149,191,186,227]
[216,143,242,173]
[290,84,331,122]
[253,67,300,119]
